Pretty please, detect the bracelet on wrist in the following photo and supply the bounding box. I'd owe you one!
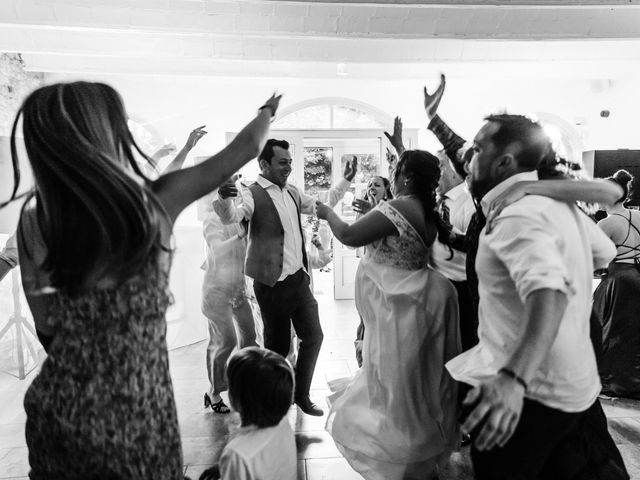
[498,368,528,392]
[258,104,276,118]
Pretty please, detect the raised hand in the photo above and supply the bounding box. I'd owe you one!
[424,74,446,120]
[385,147,398,167]
[185,125,208,150]
[218,180,239,199]
[384,116,405,156]
[152,143,177,160]
[260,92,283,118]
[352,199,373,215]
[343,156,359,182]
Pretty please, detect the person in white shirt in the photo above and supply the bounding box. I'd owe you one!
[213,139,356,417]
[431,149,477,350]
[201,179,257,414]
[198,347,296,480]
[446,114,626,479]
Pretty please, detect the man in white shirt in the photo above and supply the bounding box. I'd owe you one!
[446,114,626,478]
[432,149,477,350]
[214,139,355,416]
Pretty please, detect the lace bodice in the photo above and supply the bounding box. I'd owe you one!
[364,201,431,270]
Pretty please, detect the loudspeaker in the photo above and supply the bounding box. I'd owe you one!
[583,149,640,206]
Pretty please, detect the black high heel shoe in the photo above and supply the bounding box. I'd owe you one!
[204,393,231,414]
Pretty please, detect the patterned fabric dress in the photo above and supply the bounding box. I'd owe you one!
[326,201,461,480]
[23,249,183,479]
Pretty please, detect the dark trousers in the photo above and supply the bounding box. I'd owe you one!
[451,280,478,351]
[471,398,628,480]
[253,269,323,398]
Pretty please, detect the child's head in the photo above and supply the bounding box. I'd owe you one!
[227,347,294,428]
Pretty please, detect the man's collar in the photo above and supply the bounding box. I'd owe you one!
[257,174,280,190]
[444,182,466,201]
[480,170,539,213]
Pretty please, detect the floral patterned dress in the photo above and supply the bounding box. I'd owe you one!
[22,225,183,479]
[326,201,461,480]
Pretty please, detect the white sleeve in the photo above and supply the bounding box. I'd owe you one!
[326,178,351,208]
[488,213,574,302]
[213,188,255,225]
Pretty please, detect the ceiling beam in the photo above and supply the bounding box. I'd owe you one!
[267,0,640,5]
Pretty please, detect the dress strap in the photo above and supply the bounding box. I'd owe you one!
[612,211,640,261]
[375,201,428,249]
[375,201,411,237]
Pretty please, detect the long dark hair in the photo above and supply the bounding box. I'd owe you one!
[607,169,633,204]
[394,150,451,247]
[6,81,165,294]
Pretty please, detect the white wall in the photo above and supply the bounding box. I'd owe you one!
[47,72,640,208]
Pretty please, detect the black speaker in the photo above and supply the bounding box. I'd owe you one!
[584,149,640,206]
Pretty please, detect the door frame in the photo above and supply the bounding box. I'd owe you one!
[223,128,419,300]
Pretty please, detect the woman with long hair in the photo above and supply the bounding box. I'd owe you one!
[4,81,280,479]
[594,169,640,399]
[317,150,460,480]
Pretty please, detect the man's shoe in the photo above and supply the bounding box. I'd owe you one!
[295,396,324,416]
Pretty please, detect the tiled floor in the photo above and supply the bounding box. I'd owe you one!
[1,271,640,479]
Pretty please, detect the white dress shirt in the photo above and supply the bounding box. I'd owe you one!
[214,176,350,282]
[432,182,475,282]
[447,171,616,412]
[201,201,247,295]
[220,417,296,480]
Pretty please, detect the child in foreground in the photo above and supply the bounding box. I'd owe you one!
[199,347,297,480]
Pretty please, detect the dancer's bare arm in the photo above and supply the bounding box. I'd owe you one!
[316,203,396,248]
[152,94,281,222]
[486,179,624,233]
[162,126,208,174]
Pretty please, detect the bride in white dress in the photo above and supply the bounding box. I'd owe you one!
[316,150,461,480]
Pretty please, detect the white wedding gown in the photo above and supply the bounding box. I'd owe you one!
[326,201,461,480]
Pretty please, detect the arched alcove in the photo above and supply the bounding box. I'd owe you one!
[273,97,393,130]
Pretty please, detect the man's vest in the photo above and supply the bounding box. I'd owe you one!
[245,183,309,287]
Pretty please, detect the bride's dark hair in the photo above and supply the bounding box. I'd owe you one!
[607,169,633,204]
[4,81,166,295]
[393,150,451,247]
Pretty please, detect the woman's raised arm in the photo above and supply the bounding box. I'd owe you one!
[151,94,281,222]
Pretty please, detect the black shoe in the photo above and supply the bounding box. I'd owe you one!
[295,396,324,416]
[204,393,231,414]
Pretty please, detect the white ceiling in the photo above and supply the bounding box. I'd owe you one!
[1,0,640,78]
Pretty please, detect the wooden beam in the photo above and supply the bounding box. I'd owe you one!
[267,0,640,5]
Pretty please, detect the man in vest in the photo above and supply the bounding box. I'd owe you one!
[213,139,357,416]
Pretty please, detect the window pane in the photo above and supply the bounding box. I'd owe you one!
[272,106,331,129]
[304,147,333,196]
[333,106,384,129]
